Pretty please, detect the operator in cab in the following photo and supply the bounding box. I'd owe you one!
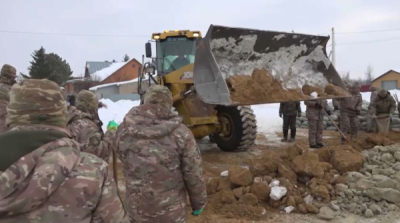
[172,52,190,70]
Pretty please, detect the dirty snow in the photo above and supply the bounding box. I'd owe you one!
[210,34,331,90]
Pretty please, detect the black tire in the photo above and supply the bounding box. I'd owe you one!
[213,106,257,152]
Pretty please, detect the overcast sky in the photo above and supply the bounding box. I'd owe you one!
[1,0,399,80]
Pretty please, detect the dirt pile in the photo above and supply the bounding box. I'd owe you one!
[324,84,349,96]
[204,144,365,218]
[302,85,327,97]
[334,143,400,217]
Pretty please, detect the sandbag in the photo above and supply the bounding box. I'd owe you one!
[375,117,390,133]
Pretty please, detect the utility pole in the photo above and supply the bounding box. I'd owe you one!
[332,27,336,67]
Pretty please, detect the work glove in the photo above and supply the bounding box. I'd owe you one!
[192,209,203,216]
[279,113,283,118]
[334,106,339,111]
[107,120,119,132]
[315,103,323,109]
[356,110,361,115]
[326,110,332,116]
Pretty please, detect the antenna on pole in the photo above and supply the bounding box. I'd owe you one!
[332,27,336,67]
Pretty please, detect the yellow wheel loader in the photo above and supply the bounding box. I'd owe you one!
[138,25,346,152]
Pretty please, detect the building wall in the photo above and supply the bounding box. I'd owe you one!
[119,81,149,94]
[101,59,141,84]
[372,71,400,89]
[94,85,119,99]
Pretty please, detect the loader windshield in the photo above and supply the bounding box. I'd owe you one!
[156,37,197,75]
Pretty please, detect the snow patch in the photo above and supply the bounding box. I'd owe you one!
[98,99,140,132]
[273,34,286,41]
[91,62,127,81]
[270,186,287,200]
[220,171,229,177]
[311,92,318,98]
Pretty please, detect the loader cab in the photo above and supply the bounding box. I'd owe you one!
[147,30,202,75]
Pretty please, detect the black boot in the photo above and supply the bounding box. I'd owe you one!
[317,143,324,147]
[289,128,296,142]
[310,144,321,149]
[281,128,288,142]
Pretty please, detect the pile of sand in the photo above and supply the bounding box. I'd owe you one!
[227,69,349,104]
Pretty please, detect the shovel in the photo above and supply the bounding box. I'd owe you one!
[322,108,349,143]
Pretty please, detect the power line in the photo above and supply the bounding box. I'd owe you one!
[0,30,149,38]
[336,36,400,45]
[336,28,400,34]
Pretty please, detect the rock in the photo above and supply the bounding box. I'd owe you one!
[270,186,287,201]
[250,182,271,201]
[392,162,400,171]
[287,196,296,207]
[298,204,308,214]
[365,209,374,218]
[369,204,382,215]
[229,166,253,187]
[394,152,400,161]
[381,168,395,177]
[381,153,395,163]
[388,204,397,211]
[232,187,244,199]
[217,177,233,191]
[249,151,282,176]
[292,152,324,178]
[206,178,219,195]
[304,195,314,204]
[335,183,349,192]
[269,179,280,187]
[277,163,297,184]
[318,207,335,220]
[313,185,330,202]
[263,176,273,183]
[360,204,368,212]
[344,172,366,183]
[355,179,376,190]
[305,203,319,214]
[221,190,236,204]
[376,178,399,190]
[294,196,303,205]
[365,187,400,203]
[253,177,263,183]
[331,201,340,211]
[243,186,250,194]
[278,178,293,191]
[344,189,354,197]
[220,170,229,177]
[284,206,295,213]
[330,148,365,174]
[239,193,258,206]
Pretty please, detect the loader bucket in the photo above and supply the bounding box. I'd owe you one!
[193,25,347,106]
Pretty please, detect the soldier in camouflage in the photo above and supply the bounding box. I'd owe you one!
[114,85,207,223]
[305,97,331,148]
[279,101,301,142]
[336,83,362,143]
[0,79,128,223]
[370,89,396,132]
[0,64,17,133]
[66,90,114,162]
[367,86,380,132]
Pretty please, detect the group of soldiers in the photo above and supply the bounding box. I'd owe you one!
[279,82,398,148]
[0,64,207,223]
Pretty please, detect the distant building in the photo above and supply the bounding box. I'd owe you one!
[64,77,99,95]
[84,61,114,78]
[371,70,400,90]
[90,59,142,84]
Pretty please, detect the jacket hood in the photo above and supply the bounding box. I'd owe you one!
[123,104,182,139]
[67,106,92,124]
[0,125,80,216]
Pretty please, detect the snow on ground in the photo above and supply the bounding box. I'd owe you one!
[98,89,400,136]
[98,99,139,132]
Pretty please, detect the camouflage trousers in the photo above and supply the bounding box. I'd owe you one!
[0,104,7,134]
[366,107,375,132]
[308,118,324,145]
[340,112,359,138]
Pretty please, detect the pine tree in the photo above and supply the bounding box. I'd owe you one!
[123,54,130,62]
[27,47,73,85]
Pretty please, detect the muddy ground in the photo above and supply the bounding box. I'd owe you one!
[112,129,400,223]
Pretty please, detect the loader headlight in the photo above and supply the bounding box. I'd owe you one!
[153,35,160,39]
[193,33,199,37]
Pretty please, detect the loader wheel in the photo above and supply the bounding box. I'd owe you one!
[213,106,257,152]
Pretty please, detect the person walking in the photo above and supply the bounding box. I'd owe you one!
[279,101,301,142]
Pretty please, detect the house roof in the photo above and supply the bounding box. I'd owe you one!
[85,61,114,75]
[91,58,142,82]
[372,70,400,82]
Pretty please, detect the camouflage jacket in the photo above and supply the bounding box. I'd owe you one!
[304,99,329,120]
[370,89,379,108]
[67,107,114,162]
[279,101,301,116]
[337,93,363,116]
[114,104,207,223]
[0,81,12,134]
[371,93,396,115]
[0,125,128,223]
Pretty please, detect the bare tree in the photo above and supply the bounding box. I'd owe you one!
[365,64,374,84]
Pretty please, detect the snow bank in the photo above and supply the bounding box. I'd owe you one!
[89,76,147,91]
[91,62,127,81]
[98,99,140,132]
